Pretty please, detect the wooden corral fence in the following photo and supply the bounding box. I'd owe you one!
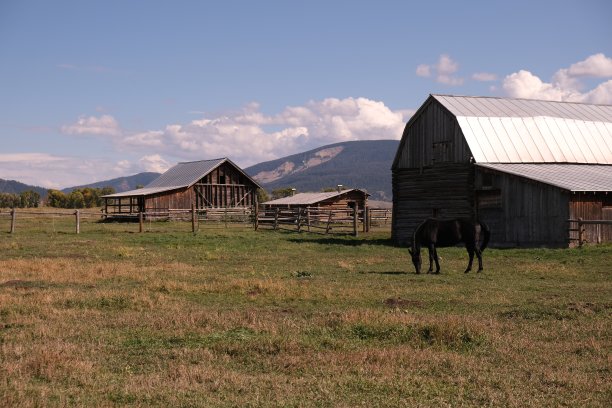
[1,206,390,235]
[1,209,104,234]
[568,218,612,247]
[1,206,255,234]
[255,206,391,236]
[368,208,392,226]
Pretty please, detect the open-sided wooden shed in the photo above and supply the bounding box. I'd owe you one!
[392,94,612,247]
[263,188,369,211]
[102,158,261,216]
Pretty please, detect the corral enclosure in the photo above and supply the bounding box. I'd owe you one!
[0,215,610,407]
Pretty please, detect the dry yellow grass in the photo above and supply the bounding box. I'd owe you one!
[0,220,610,406]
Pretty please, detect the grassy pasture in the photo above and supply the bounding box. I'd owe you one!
[0,213,610,407]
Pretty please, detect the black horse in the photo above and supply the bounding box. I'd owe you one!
[408,218,490,274]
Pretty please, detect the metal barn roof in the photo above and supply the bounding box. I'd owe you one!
[146,158,227,189]
[477,163,612,192]
[263,189,369,206]
[432,95,612,165]
[103,158,260,198]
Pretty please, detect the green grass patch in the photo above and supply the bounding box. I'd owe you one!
[0,221,610,407]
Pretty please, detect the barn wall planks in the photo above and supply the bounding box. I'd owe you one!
[145,188,193,211]
[570,193,612,243]
[394,100,471,170]
[474,168,569,247]
[392,163,474,245]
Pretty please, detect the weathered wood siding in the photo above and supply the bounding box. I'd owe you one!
[145,188,193,211]
[474,168,569,247]
[392,164,474,245]
[194,162,257,208]
[569,193,612,244]
[394,99,472,169]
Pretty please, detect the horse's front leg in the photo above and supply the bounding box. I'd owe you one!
[465,247,475,273]
[427,245,435,274]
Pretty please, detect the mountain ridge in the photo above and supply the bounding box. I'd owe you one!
[0,179,48,197]
[245,140,398,201]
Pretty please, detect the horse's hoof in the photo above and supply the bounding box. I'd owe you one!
[464,270,470,274]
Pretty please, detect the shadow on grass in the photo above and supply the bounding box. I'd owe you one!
[287,237,398,247]
[364,270,409,275]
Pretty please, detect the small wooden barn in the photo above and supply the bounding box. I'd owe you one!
[392,94,612,247]
[102,158,261,215]
[263,188,369,211]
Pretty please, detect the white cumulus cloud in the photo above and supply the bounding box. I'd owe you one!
[61,114,121,137]
[502,53,612,104]
[472,72,498,82]
[61,97,409,168]
[416,54,464,86]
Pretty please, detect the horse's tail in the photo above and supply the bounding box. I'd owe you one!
[479,220,490,252]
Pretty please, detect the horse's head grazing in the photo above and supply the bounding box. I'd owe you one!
[408,246,421,274]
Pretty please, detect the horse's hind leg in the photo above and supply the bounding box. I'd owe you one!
[427,245,435,274]
[464,247,474,273]
[475,247,483,272]
[433,247,441,274]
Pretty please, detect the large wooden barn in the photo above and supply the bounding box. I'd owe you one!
[392,94,612,247]
[102,158,261,215]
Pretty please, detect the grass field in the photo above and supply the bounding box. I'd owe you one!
[0,213,610,407]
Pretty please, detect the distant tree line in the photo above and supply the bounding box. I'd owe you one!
[0,190,41,208]
[270,187,296,199]
[46,187,115,209]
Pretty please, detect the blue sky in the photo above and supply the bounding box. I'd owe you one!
[1,0,611,188]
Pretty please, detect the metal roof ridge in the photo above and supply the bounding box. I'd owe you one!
[432,94,612,107]
[177,158,227,164]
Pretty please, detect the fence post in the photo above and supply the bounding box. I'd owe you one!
[353,206,358,237]
[274,208,279,230]
[192,203,197,233]
[296,208,302,232]
[325,211,332,235]
[10,208,16,233]
[363,207,368,233]
[578,217,584,247]
[75,210,80,234]
[597,223,601,244]
[306,208,311,232]
[254,205,259,231]
[139,211,144,233]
